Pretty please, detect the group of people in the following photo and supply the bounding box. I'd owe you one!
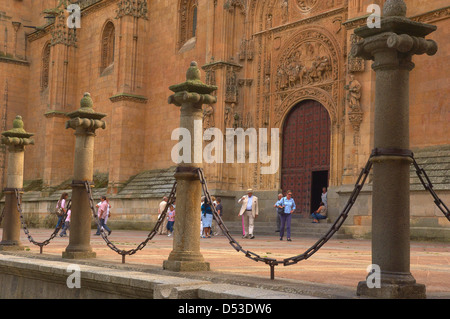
[54,193,112,237]
[54,187,328,241]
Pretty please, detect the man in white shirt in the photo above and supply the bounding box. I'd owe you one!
[157,196,168,235]
[238,189,259,239]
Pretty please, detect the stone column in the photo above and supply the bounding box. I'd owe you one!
[163,62,217,272]
[352,0,438,298]
[62,93,106,259]
[0,116,34,251]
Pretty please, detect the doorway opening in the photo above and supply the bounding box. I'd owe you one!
[310,170,328,214]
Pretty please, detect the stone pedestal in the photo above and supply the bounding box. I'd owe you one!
[0,116,34,251]
[62,93,106,259]
[352,0,437,298]
[163,62,217,272]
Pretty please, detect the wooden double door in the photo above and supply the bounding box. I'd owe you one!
[281,100,331,215]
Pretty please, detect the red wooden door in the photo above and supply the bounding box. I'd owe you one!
[281,100,331,215]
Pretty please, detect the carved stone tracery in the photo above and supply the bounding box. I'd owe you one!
[116,0,149,19]
[275,29,339,92]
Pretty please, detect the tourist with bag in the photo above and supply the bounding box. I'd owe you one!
[55,192,68,233]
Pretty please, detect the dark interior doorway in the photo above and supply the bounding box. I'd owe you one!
[310,170,328,214]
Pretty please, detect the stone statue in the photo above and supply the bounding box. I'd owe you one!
[345,75,362,110]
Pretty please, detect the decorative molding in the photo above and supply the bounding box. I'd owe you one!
[239,38,255,61]
[50,12,77,47]
[343,6,450,30]
[274,86,337,127]
[28,0,117,43]
[44,110,68,118]
[109,93,148,104]
[409,6,450,24]
[0,56,29,66]
[348,34,365,72]
[116,0,149,20]
[224,0,247,15]
[253,7,346,37]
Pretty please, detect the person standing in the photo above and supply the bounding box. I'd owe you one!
[274,193,284,233]
[279,190,296,242]
[55,193,69,233]
[157,196,168,235]
[214,197,224,236]
[201,198,213,238]
[321,187,328,208]
[238,189,259,239]
[166,204,176,237]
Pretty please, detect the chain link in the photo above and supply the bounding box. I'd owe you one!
[411,157,450,222]
[7,147,447,269]
[14,189,71,251]
[197,159,373,269]
[84,181,177,261]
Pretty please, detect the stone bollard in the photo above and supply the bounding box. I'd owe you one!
[62,93,106,259]
[163,62,217,272]
[352,0,437,298]
[0,116,34,251]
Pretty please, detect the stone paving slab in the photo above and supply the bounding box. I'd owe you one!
[0,228,448,299]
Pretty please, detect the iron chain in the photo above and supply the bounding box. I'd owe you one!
[15,189,71,250]
[84,181,177,260]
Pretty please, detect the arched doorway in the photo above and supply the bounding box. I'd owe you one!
[281,100,331,215]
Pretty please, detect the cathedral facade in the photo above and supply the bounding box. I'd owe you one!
[0,0,449,239]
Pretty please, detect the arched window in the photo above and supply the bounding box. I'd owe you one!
[41,43,51,91]
[100,21,115,73]
[178,0,198,49]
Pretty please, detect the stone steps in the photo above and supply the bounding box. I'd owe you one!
[221,219,352,239]
[409,147,450,190]
[116,167,176,198]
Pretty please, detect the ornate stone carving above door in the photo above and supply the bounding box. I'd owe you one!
[275,28,339,92]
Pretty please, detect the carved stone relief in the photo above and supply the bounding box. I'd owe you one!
[203,104,215,129]
[116,0,149,19]
[348,34,365,72]
[50,12,77,47]
[239,38,254,61]
[275,30,338,92]
[295,0,319,13]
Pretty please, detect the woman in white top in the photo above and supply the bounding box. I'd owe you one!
[55,192,69,233]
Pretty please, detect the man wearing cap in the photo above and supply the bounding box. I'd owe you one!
[238,189,259,239]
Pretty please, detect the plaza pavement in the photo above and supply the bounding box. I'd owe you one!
[0,228,449,299]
